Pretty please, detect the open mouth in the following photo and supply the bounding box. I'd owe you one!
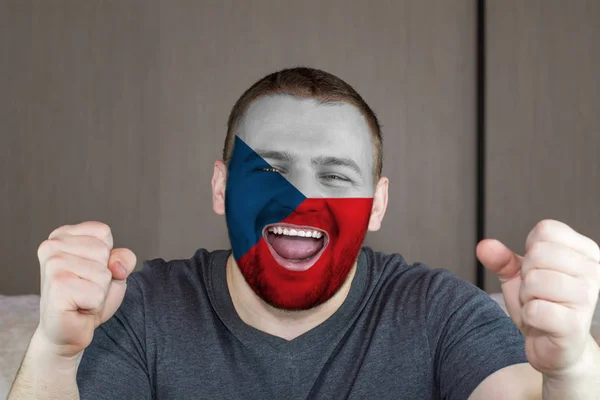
[263,223,329,271]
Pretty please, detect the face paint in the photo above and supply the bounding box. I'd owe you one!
[225,136,373,310]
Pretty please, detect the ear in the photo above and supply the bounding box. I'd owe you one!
[368,176,389,232]
[212,160,227,216]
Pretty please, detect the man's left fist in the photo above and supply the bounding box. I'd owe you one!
[477,219,600,377]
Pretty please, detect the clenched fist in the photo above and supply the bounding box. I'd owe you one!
[477,219,600,378]
[35,221,136,358]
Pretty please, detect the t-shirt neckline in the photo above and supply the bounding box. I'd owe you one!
[208,249,368,357]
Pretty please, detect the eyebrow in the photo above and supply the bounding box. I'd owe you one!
[312,156,362,175]
[255,150,295,163]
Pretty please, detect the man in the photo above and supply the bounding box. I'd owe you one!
[9,67,600,399]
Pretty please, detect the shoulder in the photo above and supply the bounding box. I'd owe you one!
[362,247,503,319]
[127,248,230,300]
[363,246,476,298]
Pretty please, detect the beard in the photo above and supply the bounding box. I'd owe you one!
[233,198,373,310]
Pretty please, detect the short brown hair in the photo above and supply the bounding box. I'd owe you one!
[223,67,383,180]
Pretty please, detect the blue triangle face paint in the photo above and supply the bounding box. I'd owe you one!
[225,136,306,260]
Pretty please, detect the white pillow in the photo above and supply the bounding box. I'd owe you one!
[0,295,40,399]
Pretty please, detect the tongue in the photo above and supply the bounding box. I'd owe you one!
[268,235,323,260]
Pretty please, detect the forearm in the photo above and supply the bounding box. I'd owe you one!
[542,337,600,400]
[8,330,81,400]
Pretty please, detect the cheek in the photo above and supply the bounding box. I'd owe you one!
[226,184,261,223]
[326,198,374,238]
[226,170,279,225]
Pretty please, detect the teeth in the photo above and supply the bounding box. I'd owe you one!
[268,226,324,239]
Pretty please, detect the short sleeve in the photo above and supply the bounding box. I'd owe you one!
[76,274,152,399]
[425,269,528,400]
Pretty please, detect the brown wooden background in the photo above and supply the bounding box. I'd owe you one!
[1,0,598,295]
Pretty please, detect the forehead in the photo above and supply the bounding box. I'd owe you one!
[236,95,374,172]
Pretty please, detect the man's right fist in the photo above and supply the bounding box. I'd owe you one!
[35,221,136,358]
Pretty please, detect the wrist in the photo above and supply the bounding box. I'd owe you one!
[542,337,600,399]
[9,328,82,400]
[28,328,83,371]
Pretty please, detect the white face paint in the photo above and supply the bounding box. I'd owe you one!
[237,94,376,199]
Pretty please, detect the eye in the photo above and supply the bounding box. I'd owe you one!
[321,174,351,182]
[261,167,280,173]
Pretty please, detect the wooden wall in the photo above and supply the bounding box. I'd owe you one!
[2,1,597,295]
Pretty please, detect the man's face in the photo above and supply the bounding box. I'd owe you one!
[221,94,381,310]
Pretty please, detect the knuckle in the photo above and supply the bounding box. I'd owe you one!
[92,221,112,240]
[48,224,67,239]
[522,267,539,285]
[534,219,554,237]
[44,272,67,294]
[98,266,113,287]
[537,219,554,230]
[565,245,581,262]
[37,239,57,259]
[90,286,107,308]
[44,253,66,271]
[528,241,546,258]
[97,243,111,261]
[93,221,111,235]
[87,222,112,244]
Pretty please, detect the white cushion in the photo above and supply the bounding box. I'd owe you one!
[0,295,40,399]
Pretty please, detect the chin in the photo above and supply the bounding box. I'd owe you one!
[236,234,362,311]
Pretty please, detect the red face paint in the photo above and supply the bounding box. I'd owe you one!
[237,198,373,310]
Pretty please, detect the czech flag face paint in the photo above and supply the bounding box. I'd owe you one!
[224,95,375,310]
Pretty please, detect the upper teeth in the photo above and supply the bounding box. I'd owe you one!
[268,226,323,239]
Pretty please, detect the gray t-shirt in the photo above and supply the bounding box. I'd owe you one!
[77,247,528,399]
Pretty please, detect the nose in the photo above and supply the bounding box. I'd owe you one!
[289,172,325,199]
[268,186,322,216]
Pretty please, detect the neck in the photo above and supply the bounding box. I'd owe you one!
[226,255,357,341]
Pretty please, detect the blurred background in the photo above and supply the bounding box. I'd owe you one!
[1,0,599,297]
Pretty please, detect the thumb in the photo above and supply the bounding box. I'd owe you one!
[99,248,137,325]
[477,239,524,327]
[476,239,522,283]
[107,248,137,281]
